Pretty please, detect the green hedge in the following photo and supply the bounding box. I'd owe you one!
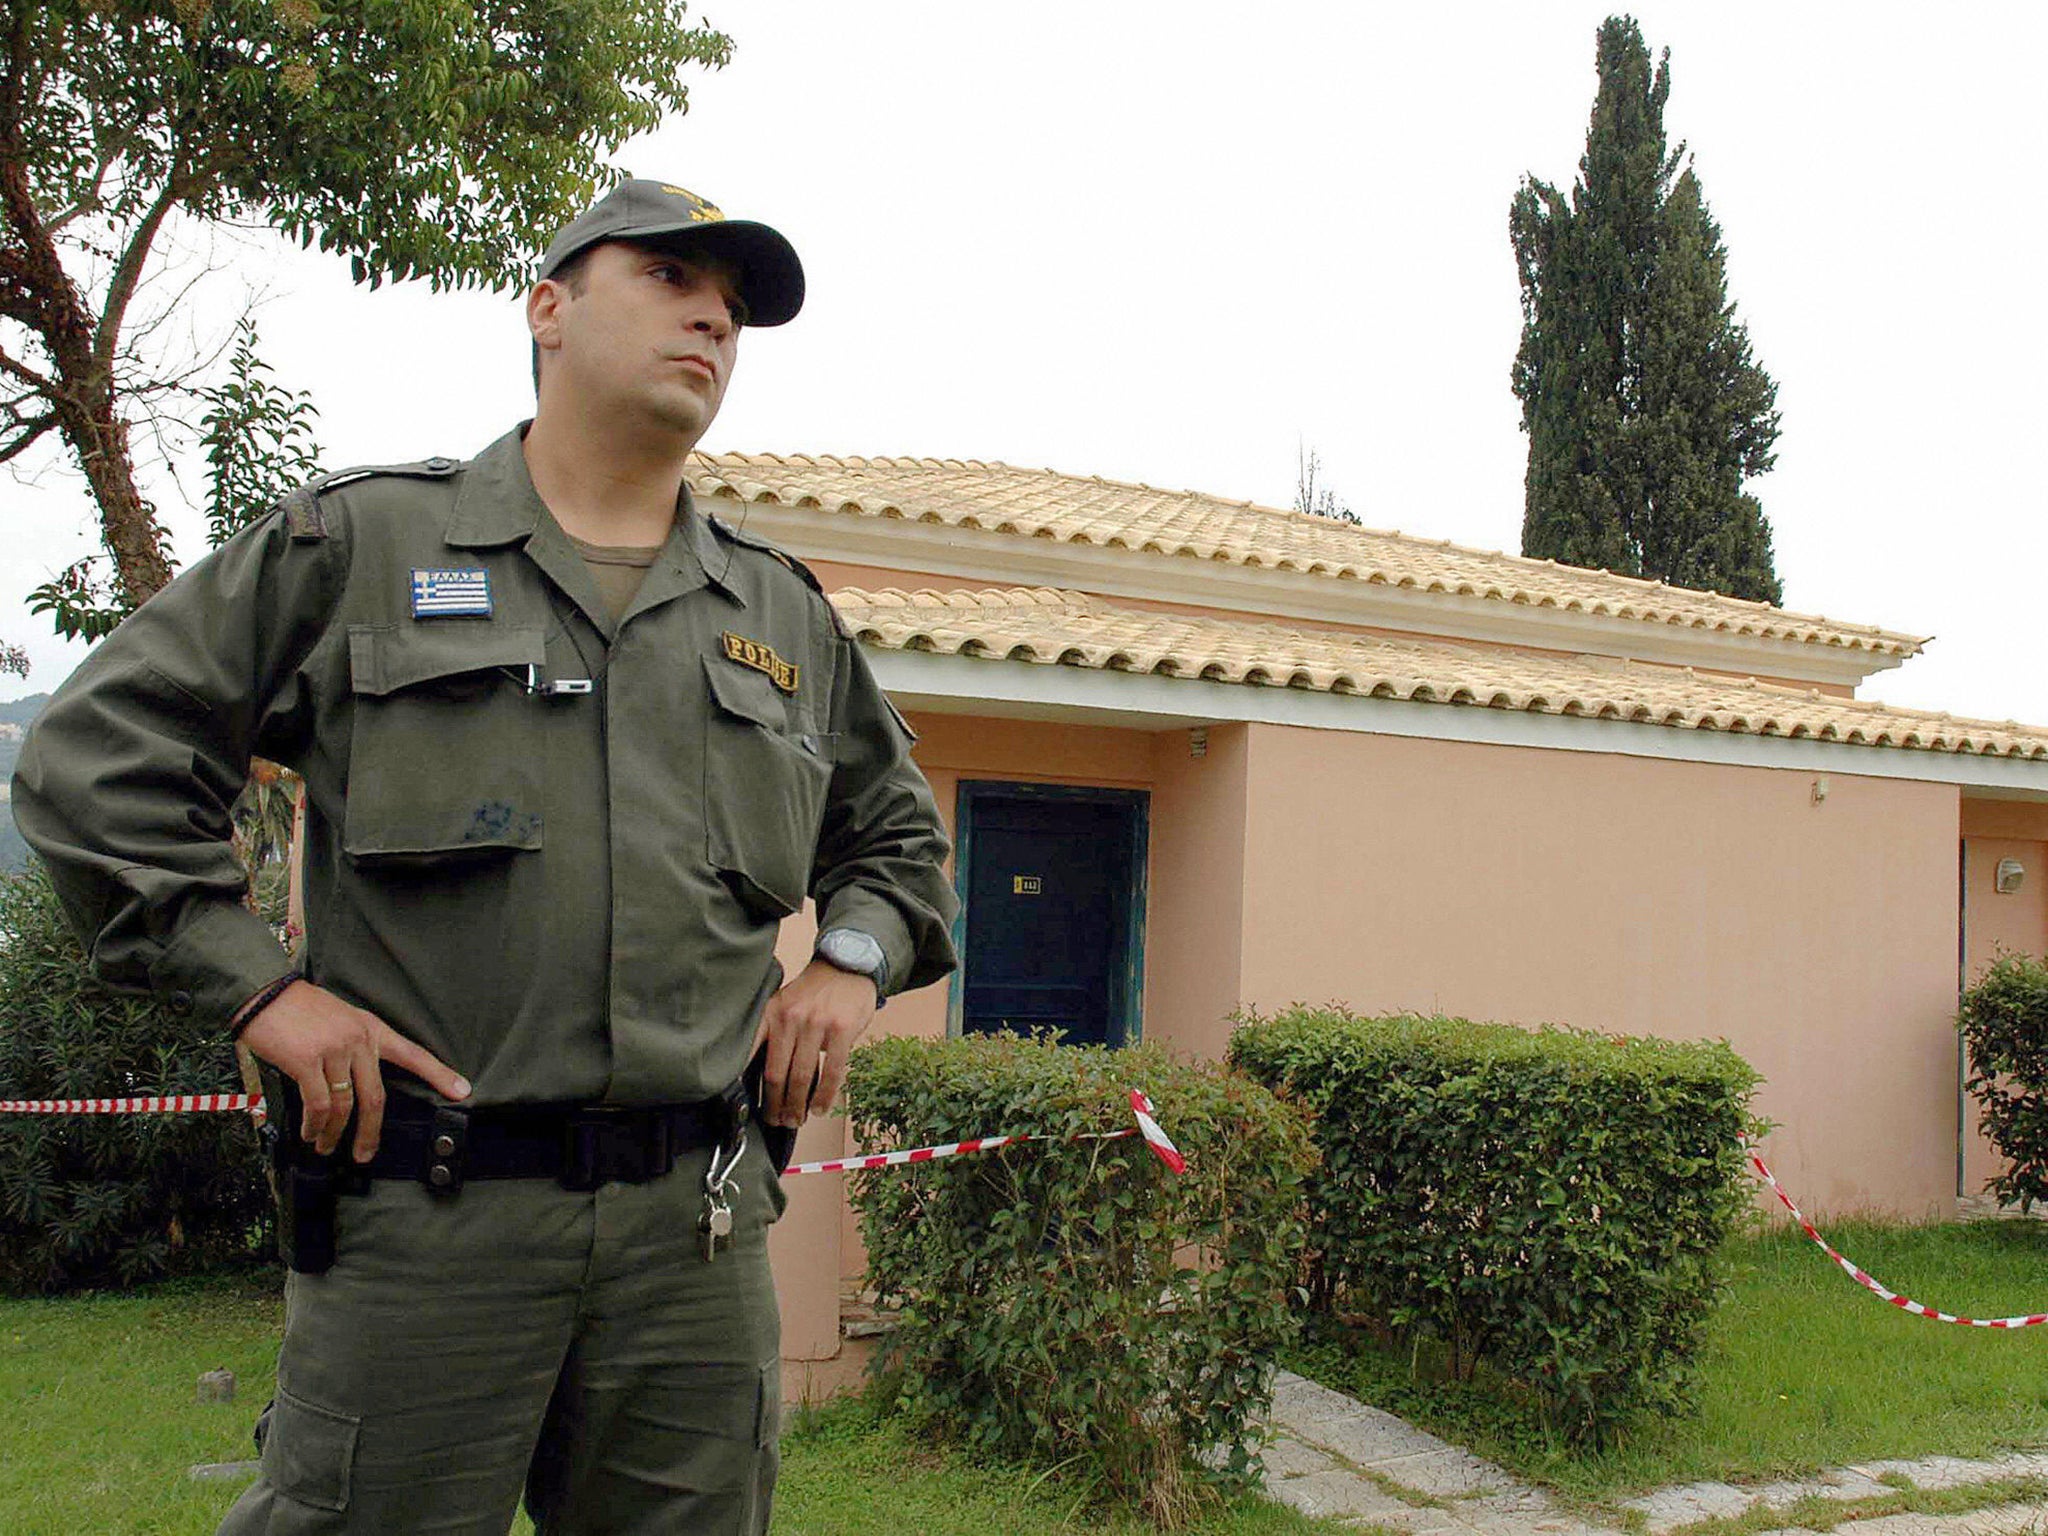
[1228,1008,1759,1439]
[845,1033,1316,1524]
[1962,953,2048,1210]
[0,865,272,1293]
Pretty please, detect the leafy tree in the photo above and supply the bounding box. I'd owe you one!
[1510,15,1783,604]
[1,0,731,630]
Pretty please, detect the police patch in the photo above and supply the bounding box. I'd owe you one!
[410,568,493,619]
[720,632,798,694]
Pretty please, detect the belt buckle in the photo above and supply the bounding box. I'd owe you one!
[560,1106,672,1191]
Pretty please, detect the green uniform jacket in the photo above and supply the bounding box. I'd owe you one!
[12,427,959,1107]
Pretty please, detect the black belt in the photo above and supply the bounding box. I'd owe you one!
[364,1089,750,1193]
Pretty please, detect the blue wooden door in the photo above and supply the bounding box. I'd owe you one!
[961,793,1140,1047]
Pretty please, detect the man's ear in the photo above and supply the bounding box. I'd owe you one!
[527,279,570,393]
[527,279,567,357]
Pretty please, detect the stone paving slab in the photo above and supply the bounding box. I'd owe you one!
[1272,1372,1390,1427]
[1361,1448,1517,1498]
[1754,1502,2048,1536]
[1751,1470,1894,1506]
[1450,1517,1613,1536]
[188,1460,260,1483]
[1269,1467,1420,1522]
[1267,1369,1563,1531]
[1625,1451,2048,1535]
[1458,1486,1564,1517]
[1346,1511,1468,1535]
[1625,1481,1755,1531]
[1850,1455,2048,1493]
[1265,1437,1339,1478]
[1271,1371,1512,1477]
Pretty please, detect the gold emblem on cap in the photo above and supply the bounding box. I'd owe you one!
[659,184,726,222]
[721,632,799,694]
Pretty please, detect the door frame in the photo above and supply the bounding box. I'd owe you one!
[948,780,1150,1046]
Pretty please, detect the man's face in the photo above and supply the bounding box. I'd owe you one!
[529,240,746,446]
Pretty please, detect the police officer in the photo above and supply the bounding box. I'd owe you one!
[13,180,958,1533]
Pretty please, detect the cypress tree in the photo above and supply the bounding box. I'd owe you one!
[1511,16,1783,605]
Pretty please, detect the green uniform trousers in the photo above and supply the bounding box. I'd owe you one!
[218,1141,783,1535]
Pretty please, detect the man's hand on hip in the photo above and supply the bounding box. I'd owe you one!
[751,958,879,1129]
[237,981,472,1162]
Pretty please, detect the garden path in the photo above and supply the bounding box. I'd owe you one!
[1263,1370,2048,1536]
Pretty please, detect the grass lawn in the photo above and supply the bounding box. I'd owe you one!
[0,1271,1348,1536]
[1288,1218,2048,1503]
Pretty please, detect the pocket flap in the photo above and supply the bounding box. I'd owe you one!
[348,625,546,697]
[705,653,795,730]
[260,1387,360,1513]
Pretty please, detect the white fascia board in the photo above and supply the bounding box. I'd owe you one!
[869,649,2048,800]
[725,499,1910,690]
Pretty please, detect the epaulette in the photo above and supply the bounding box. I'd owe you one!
[278,456,464,542]
[709,514,825,595]
[708,514,849,636]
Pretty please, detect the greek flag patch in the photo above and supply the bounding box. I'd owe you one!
[410,568,493,618]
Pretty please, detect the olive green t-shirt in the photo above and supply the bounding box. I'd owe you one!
[568,533,664,625]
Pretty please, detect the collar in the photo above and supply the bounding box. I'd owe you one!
[444,426,548,549]
[445,424,745,610]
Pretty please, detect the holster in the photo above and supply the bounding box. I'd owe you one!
[744,1045,799,1177]
[256,1062,365,1276]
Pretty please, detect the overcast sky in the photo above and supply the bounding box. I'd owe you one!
[6,0,2045,726]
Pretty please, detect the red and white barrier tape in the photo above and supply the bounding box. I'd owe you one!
[785,1089,1187,1177]
[1747,1145,2048,1328]
[0,1088,1185,1178]
[0,1093,260,1115]
[16,1092,2037,1328]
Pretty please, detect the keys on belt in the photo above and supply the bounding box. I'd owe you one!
[699,1134,746,1263]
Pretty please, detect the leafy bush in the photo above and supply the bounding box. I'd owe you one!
[0,865,272,1293]
[845,1033,1316,1527]
[1228,1008,1759,1441]
[1962,953,2048,1210]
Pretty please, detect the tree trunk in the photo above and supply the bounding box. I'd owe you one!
[0,77,175,608]
[53,377,175,606]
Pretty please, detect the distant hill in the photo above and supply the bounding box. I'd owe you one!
[0,693,49,727]
[0,693,44,872]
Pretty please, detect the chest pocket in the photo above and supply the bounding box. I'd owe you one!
[703,655,834,918]
[344,625,547,859]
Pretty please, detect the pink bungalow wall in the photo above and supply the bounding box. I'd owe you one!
[1222,725,1963,1217]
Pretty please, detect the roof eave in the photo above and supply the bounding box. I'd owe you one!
[867,648,2048,799]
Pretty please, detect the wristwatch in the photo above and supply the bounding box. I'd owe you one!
[815,927,889,997]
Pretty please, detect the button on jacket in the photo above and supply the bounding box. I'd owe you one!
[13,426,959,1107]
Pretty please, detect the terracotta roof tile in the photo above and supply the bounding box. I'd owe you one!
[831,587,2047,760]
[691,453,1926,658]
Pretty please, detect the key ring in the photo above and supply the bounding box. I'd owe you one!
[705,1129,748,1200]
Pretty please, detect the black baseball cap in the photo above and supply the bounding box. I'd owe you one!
[537,179,805,327]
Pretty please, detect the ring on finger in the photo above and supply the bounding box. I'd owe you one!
[329,1080,353,1093]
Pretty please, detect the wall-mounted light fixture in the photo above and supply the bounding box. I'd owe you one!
[1996,858,2026,895]
[1811,776,1829,806]
[1189,727,1209,759]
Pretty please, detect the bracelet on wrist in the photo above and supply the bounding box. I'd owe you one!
[229,971,300,1039]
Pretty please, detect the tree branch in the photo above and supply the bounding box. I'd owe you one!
[93,170,181,376]
[45,146,119,235]
[0,409,56,462]
[0,336,50,392]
